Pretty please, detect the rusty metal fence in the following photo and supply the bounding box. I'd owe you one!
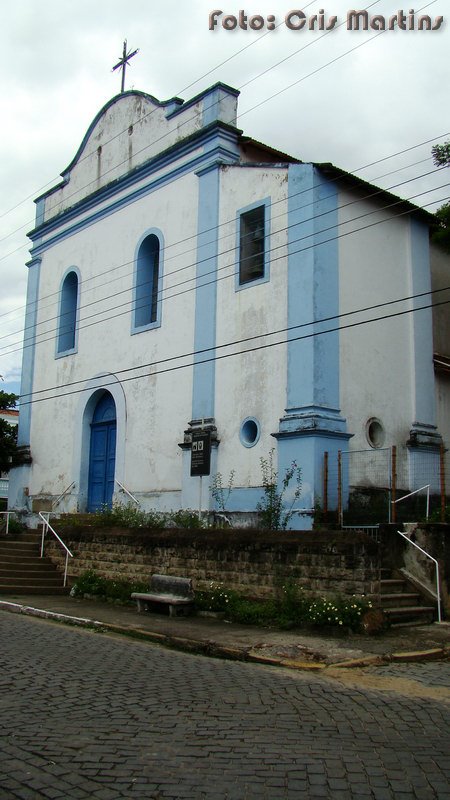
[322,444,449,526]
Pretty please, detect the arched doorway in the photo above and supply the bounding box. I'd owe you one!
[87,392,117,512]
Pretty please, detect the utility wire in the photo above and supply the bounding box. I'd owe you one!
[0,0,394,246]
[19,295,450,407]
[0,152,445,344]
[4,188,449,362]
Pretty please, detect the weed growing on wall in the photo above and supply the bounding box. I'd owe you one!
[93,503,206,529]
[211,470,235,513]
[257,449,302,530]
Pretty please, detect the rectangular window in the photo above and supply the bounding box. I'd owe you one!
[239,205,265,285]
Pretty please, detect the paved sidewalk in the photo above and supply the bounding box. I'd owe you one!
[1,593,449,671]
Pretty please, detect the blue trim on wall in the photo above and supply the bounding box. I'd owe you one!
[17,258,41,445]
[55,266,81,359]
[274,164,352,528]
[131,228,164,334]
[192,166,220,420]
[235,197,271,292]
[285,164,341,411]
[31,125,240,242]
[409,218,435,425]
[29,131,240,261]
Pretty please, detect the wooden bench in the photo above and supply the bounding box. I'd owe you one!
[131,574,195,617]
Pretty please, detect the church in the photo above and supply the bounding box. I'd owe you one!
[8,80,450,528]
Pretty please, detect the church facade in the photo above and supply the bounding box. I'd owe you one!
[9,83,449,527]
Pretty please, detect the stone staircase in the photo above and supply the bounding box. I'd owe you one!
[379,568,436,626]
[0,531,69,595]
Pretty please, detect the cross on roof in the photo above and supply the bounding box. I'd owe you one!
[112,40,139,93]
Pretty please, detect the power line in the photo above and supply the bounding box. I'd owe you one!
[0,155,445,348]
[3,184,450,356]
[19,295,450,407]
[0,0,404,249]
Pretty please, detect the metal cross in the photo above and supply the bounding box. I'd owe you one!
[112,40,139,93]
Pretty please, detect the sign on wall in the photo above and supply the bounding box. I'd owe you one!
[190,430,211,477]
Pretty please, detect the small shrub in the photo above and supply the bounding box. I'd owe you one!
[167,509,206,529]
[257,449,302,530]
[211,470,235,513]
[95,503,163,529]
[70,569,147,604]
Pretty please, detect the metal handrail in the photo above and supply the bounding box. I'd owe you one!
[392,484,430,519]
[397,529,442,623]
[39,512,73,587]
[0,510,14,535]
[115,480,141,506]
[52,481,76,510]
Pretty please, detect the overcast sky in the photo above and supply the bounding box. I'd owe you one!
[0,0,448,397]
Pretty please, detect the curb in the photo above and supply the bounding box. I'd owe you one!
[0,601,448,670]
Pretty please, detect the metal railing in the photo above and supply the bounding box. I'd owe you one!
[342,524,380,542]
[392,484,430,520]
[397,529,442,623]
[39,512,73,587]
[0,510,15,535]
[115,480,141,506]
[52,481,76,510]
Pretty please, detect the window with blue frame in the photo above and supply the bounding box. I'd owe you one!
[134,234,160,329]
[239,205,265,285]
[57,270,78,355]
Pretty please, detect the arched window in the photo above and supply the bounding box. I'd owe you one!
[57,270,79,354]
[134,233,161,330]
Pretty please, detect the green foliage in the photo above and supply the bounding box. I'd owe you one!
[95,503,163,529]
[167,509,206,529]
[432,141,450,167]
[195,579,373,632]
[70,569,147,603]
[431,202,450,253]
[0,390,18,473]
[211,470,235,513]
[428,502,450,523]
[431,142,450,253]
[6,517,24,535]
[256,449,302,530]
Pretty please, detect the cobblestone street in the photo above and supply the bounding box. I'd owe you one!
[1,614,449,799]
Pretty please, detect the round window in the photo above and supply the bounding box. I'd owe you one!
[365,417,385,449]
[240,417,260,448]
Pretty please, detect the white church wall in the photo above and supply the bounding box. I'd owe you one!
[214,165,289,494]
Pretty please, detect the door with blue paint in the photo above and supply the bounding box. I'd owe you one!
[88,393,117,512]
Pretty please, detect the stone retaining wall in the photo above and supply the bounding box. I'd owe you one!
[45,526,381,598]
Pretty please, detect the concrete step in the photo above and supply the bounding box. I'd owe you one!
[0,585,69,595]
[380,592,421,608]
[384,606,436,625]
[380,579,410,594]
[0,566,62,577]
[0,574,65,585]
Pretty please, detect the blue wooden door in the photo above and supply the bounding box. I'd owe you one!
[87,394,117,512]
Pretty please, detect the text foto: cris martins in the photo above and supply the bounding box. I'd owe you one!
[208,9,445,31]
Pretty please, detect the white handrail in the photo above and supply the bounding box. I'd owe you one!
[0,510,14,535]
[39,512,73,587]
[115,480,141,506]
[392,484,430,519]
[52,481,76,510]
[397,529,442,623]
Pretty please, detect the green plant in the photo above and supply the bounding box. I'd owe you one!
[6,517,24,535]
[70,569,148,603]
[167,509,206,529]
[211,470,235,513]
[256,449,302,530]
[194,580,373,632]
[95,503,163,529]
